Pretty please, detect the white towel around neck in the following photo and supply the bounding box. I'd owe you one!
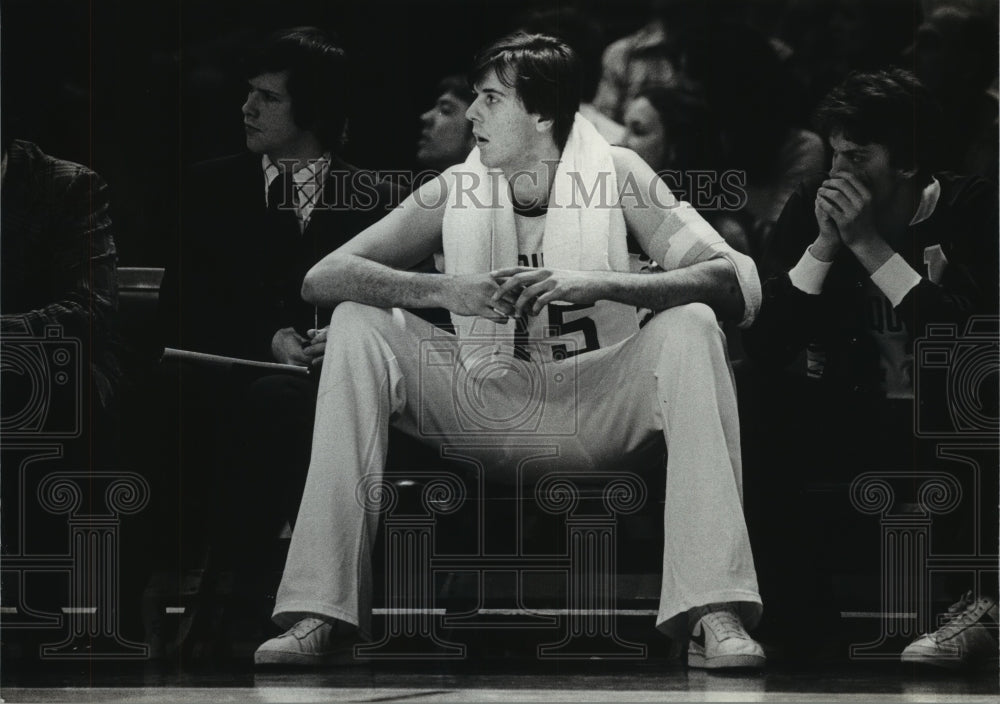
[440,113,635,358]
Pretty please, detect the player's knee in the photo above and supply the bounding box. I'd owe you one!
[648,302,719,340]
[328,301,392,336]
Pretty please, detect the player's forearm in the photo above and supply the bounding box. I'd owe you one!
[302,254,449,310]
[603,259,745,321]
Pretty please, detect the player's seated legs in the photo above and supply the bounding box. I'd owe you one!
[572,302,764,668]
[254,615,361,666]
[257,302,542,664]
[256,303,469,660]
[258,302,765,668]
[257,31,768,671]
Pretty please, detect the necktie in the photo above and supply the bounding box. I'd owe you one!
[267,170,297,215]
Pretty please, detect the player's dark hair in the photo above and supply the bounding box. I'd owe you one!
[814,68,942,184]
[469,32,580,150]
[243,26,348,151]
[516,7,604,103]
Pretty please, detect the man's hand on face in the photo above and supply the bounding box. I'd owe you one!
[812,194,842,262]
[490,267,607,318]
[271,326,311,366]
[303,326,329,368]
[816,172,880,249]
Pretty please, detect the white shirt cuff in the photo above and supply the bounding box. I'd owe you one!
[788,246,834,295]
[870,253,922,307]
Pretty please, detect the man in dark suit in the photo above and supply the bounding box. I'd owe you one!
[741,69,998,667]
[156,27,400,620]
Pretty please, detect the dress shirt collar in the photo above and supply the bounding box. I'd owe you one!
[909,176,941,226]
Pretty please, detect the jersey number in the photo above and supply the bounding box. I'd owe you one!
[549,303,599,360]
[511,304,600,361]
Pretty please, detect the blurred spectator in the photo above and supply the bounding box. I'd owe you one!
[416,74,475,173]
[777,0,920,113]
[682,22,825,256]
[621,85,751,254]
[592,0,765,123]
[592,1,682,123]
[902,3,999,178]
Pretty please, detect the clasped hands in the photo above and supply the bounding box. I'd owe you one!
[813,171,880,259]
[447,267,607,324]
[271,325,328,367]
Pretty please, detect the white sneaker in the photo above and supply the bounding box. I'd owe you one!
[688,604,766,670]
[901,592,999,671]
[254,617,356,666]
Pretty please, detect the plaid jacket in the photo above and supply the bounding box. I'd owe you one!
[1,140,119,404]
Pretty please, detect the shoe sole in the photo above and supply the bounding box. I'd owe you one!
[254,646,356,667]
[900,652,964,671]
[688,652,766,669]
[901,652,999,672]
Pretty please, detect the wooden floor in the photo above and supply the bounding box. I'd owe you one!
[3,657,998,703]
[3,606,997,703]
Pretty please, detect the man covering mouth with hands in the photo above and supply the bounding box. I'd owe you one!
[743,68,998,667]
[813,133,922,276]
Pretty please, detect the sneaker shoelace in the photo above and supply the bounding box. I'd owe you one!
[288,617,327,639]
[700,608,746,641]
[930,591,984,640]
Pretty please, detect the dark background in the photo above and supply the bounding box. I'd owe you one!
[1,0,940,266]
[1,0,644,266]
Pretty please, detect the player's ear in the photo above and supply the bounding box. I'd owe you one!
[535,114,554,135]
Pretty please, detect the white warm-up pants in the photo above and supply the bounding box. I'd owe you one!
[273,302,762,639]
